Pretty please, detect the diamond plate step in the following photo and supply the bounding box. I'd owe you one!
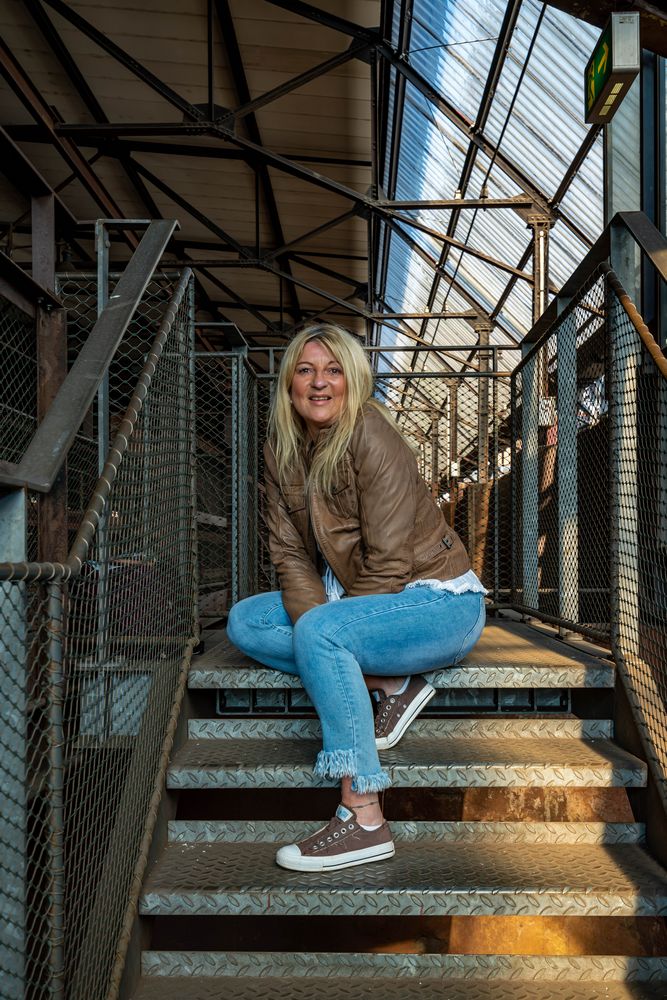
[139,837,667,918]
[188,718,614,740]
[167,732,646,790]
[168,820,645,845]
[132,974,667,998]
[189,620,615,690]
[140,951,667,981]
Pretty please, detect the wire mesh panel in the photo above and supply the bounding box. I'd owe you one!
[511,270,611,636]
[607,281,667,810]
[0,273,196,1000]
[0,298,37,467]
[57,273,182,550]
[375,369,512,600]
[194,353,237,615]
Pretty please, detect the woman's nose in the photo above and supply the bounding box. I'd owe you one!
[311,372,327,387]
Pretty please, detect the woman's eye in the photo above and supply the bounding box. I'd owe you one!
[328,368,342,376]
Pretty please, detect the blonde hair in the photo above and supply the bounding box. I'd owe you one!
[268,324,391,496]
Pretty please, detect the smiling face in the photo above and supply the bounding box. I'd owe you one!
[289,339,347,440]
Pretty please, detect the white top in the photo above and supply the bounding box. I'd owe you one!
[322,563,487,602]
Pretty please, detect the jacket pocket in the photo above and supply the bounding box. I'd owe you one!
[414,534,454,566]
[283,488,306,514]
[327,479,356,518]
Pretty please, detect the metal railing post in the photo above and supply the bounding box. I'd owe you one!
[521,349,540,610]
[608,288,641,661]
[557,317,579,624]
[46,581,65,1000]
[0,488,28,999]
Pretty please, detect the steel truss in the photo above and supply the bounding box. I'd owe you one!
[0,0,602,361]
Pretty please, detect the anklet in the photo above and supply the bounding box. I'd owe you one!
[342,800,378,810]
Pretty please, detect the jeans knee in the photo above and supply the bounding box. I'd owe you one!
[226,601,242,647]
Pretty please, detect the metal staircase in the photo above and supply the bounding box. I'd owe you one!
[132,617,667,999]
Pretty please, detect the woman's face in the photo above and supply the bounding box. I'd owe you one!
[290,339,346,440]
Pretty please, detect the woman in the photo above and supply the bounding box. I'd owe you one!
[227,324,486,873]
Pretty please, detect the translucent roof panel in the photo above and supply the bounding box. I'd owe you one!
[378,0,606,363]
[408,0,503,122]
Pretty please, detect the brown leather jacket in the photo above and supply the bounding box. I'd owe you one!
[263,405,470,622]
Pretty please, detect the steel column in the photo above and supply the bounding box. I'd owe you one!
[521,350,540,609]
[476,322,493,483]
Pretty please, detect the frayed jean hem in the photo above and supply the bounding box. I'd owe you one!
[314,749,392,792]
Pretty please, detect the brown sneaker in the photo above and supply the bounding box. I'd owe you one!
[275,805,395,872]
[374,676,436,750]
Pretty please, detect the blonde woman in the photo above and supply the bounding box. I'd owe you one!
[227,324,486,872]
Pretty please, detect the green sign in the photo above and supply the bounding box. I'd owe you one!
[584,13,640,125]
[585,24,612,119]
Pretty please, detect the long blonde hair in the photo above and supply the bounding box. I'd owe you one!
[268,324,390,496]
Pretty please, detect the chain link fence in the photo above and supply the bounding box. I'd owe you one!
[511,268,610,635]
[0,271,196,999]
[511,265,667,808]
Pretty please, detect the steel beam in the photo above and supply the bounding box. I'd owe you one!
[213,0,301,319]
[41,0,204,122]
[0,38,136,247]
[7,220,178,492]
[222,41,370,124]
[0,250,61,315]
[378,197,535,210]
[263,209,358,261]
[131,159,248,257]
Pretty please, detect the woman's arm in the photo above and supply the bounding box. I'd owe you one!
[263,443,327,622]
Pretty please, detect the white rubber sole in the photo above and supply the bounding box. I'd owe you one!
[375,683,436,750]
[275,841,396,872]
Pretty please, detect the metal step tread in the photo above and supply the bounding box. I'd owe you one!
[139,838,667,917]
[132,974,667,998]
[189,621,614,690]
[140,951,667,981]
[167,733,647,789]
[189,718,615,740]
[168,819,646,846]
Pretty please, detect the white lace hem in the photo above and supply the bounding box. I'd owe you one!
[405,569,488,596]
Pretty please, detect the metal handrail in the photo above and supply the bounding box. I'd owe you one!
[0,219,178,493]
[0,266,193,582]
[524,210,667,346]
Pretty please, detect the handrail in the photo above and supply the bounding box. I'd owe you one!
[0,266,192,582]
[0,248,63,317]
[605,266,667,382]
[0,219,178,493]
[524,210,667,345]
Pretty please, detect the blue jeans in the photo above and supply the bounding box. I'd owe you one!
[227,587,486,793]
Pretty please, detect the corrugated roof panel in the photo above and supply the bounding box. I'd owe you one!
[378,0,605,359]
[408,0,503,123]
[556,133,604,242]
[394,84,468,204]
[484,3,600,202]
